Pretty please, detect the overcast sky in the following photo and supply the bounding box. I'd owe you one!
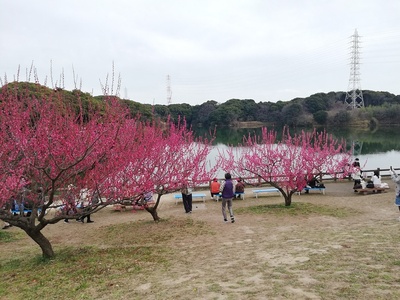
[1,0,399,106]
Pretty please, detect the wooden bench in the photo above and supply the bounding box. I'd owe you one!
[252,188,281,198]
[300,187,326,195]
[174,193,206,205]
[355,187,389,195]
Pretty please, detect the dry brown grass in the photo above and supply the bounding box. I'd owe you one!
[1,181,400,299]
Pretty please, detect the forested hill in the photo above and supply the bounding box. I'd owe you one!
[2,82,400,128]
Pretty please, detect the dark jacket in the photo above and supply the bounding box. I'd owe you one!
[235,181,245,193]
[221,179,235,199]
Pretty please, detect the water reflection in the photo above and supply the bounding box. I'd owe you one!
[195,126,400,155]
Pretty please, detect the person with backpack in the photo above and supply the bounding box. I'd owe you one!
[220,172,235,223]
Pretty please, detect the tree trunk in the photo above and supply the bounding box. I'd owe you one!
[25,229,55,259]
[145,206,160,222]
[283,194,292,206]
[273,185,292,206]
[144,193,162,222]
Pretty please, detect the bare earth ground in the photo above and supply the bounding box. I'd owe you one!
[2,180,400,299]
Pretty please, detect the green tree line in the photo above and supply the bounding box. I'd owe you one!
[3,82,400,129]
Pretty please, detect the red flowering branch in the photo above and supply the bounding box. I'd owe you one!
[217,127,352,206]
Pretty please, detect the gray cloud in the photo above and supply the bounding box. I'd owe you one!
[1,0,399,105]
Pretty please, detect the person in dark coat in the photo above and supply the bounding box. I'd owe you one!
[181,179,193,214]
[235,178,245,199]
[220,173,235,223]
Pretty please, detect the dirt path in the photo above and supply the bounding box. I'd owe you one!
[3,181,400,299]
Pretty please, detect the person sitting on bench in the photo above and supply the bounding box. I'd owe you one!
[235,178,245,198]
[305,176,325,193]
[210,178,220,200]
[372,169,389,189]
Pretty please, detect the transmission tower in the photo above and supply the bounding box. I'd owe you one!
[166,75,172,105]
[351,140,363,157]
[344,29,364,109]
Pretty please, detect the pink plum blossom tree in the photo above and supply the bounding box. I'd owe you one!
[100,117,215,221]
[217,127,352,206]
[0,83,215,258]
[0,84,130,258]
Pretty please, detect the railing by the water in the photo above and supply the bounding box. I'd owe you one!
[323,167,400,182]
[199,167,400,188]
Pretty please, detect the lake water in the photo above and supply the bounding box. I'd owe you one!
[198,126,400,177]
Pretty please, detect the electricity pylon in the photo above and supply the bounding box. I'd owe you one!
[344,29,364,109]
[166,75,172,105]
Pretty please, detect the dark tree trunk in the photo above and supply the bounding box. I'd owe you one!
[145,193,163,221]
[145,206,160,221]
[25,229,55,259]
[284,195,292,206]
[283,192,294,206]
[272,185,293,206]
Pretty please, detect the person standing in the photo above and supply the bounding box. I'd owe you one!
[220,172,235,223]
[352,165,363,191]
[78,190,98,223]
[181,179,193,214]
[352,158,360,168]
[390,166,400,220]
[64,184,77,223]
[210,178,221,200]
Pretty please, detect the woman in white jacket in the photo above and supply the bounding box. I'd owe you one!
[372,169,389,189]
